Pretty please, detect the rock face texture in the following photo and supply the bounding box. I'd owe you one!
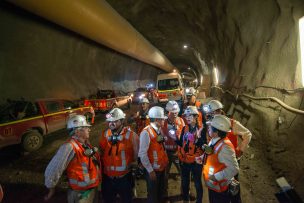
[1,0,304,201]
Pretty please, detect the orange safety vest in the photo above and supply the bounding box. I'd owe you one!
[203,137,235,192]
[101,127,135,177]
[195,100,201,108]
[66,138,101,190]
[164,117,185,151]
[177,125,203,164]
[144,125,168,171]
[135,113,150,135]
[226,119,241,156]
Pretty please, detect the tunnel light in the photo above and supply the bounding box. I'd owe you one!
[213,67,219,85]
[300,16,304,86]
[173,69,177,73]
[183,45,188,49]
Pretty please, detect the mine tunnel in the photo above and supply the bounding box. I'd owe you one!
[0,0,304,203]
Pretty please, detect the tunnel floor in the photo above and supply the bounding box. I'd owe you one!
[0,104,280,203]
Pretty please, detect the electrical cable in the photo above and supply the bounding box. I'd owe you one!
[211,86,304,115]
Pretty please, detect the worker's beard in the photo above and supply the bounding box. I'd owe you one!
[109,122,117,130]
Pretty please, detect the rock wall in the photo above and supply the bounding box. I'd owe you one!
[208,0,304,198]
[0,2,160,102]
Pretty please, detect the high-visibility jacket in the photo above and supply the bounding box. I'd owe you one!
[135,113,150,135]
[203,137,234,192]
[144,125,168,171]
[194,100,201,109]
[66,138,101,190]
[164,117,185,151]
[178,125,203,163]
[101,127,135,177]
[226,119,241,156]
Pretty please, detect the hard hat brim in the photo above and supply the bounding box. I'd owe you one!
[206,121,231,132]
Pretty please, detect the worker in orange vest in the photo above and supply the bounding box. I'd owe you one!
[99,108,139,203]
[199,115,239,203]
[206,100,252,203]
[163,100,185,198]
[44,115,101,203]
[138,106,169,203]
[185,87,202,109]
[128,97,150,178]
[183,87,203,127]
[130,97,150,135]
[207,100,252,158]
[176,106,207,203]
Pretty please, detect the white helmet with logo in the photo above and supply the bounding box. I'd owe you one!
[148,106,167,119]
[67,115,91,129]
[208,115,231,132]
[208,100,224,112]
[106,108,126,122]
[166,100,180,113]
[186,87,197,96]
[183,106,199,115]
[139,97,150,104]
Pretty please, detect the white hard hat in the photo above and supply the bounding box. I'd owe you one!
[183,106,199,115]
[207,115,231,132]
[67,115,91,129]
[139,97,150,104]
[186,87,197,96]
[106,108,126,122]
[166,100,180,113]
[148,106,167,119]
[208,100,224,112]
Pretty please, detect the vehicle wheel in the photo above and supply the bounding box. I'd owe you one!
[85,113,94,125]
[22,130,43,152]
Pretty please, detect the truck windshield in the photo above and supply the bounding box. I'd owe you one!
[158,78,180,90]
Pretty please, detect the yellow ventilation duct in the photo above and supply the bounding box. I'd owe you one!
[7,0,174,72]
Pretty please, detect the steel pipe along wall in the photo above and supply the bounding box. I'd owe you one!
[7,0,174,72]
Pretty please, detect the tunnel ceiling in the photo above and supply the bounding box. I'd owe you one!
[105,0,304,88]
[0,0,304,100]
[105,0,212,75]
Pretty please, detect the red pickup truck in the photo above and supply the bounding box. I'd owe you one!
[0,98,95,152]
[84,89,132,112]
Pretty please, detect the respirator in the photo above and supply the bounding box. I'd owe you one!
[83,146,98,157]
[108,134,123,145]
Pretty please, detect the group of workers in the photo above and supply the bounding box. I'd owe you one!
[44,87,252,203]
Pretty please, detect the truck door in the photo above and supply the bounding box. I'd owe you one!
[44,100,66,133]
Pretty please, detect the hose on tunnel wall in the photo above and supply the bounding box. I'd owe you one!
[211,86,304,115]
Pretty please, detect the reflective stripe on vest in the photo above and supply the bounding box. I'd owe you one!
[68,139,98,188]
[164,117,184,150]
[203,138,233,192]
[152,150,160,169]
[144,125,168,171]
[104,128,131,172]
[146,127,160,169]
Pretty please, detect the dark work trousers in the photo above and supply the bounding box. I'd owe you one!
[144,169,166,203]
[231,159,242,203]
[180,162,203,203]
[208,189,231,203]
[164,150,181,197]
[102,173,133,203]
